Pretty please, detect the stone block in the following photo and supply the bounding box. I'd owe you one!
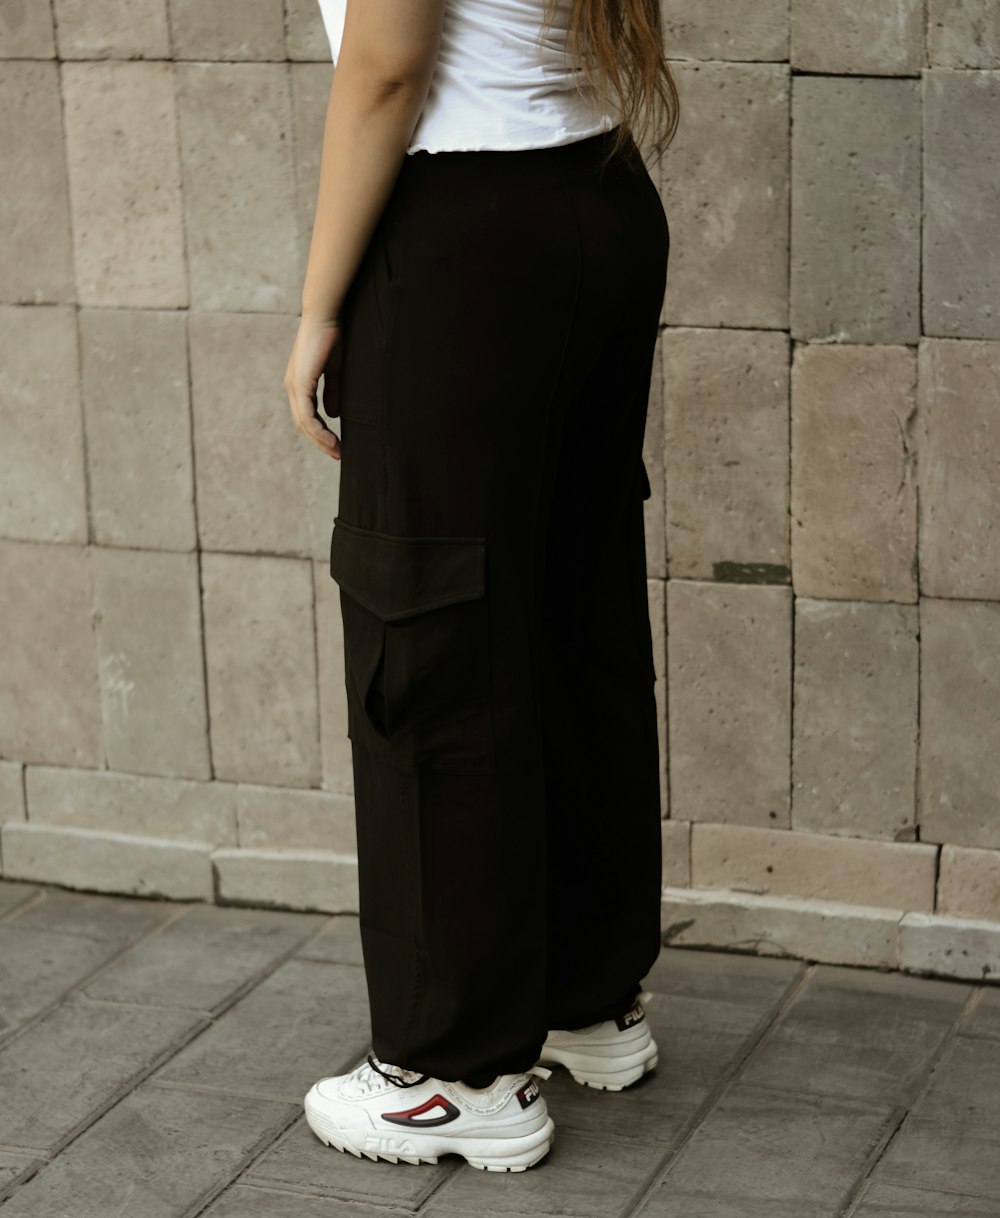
[666,580,791,827]
[80,308,196,551]
[791,344,917,601]
[0,1000,207,1154]
[793,599,918,840]
[201,552,321,788]
[0,306,87,543]
[0,761,25,825]
[313,558,354,795]
[62,62,187,308]
[662,885,901,969]
[792,0,924,73]
[0,63,74,304]
[929,0,1000,68]
[287,0,333,60]
[661,0,788,61]
[0,822,213,901]
[664,327,790,582]
[691,822,937,910]
[938,845,1000,921]
[290,62,335,288]
[81,902,326,1012]
[0,1085,295,1218]
[175,63,300,312]
[236,783,356,853]
[919,339,1000,599]
[0,0,55,55]
[900,910,1000,982]
[188,312,325,556]
[924,70,1000,339]
[649,573,668,816]
[24,765,237,845]
[920,598,1000,849]
[53,0,170,58]
[0,541,101,767]
[213,847,359,913]
[662,817,690,888]
[657,62,789,329]
[791,76,921,343]
[93,548,210,778]
[169,0,285,60]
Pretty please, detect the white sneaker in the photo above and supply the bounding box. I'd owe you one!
[536,991,658,1090]
[303,1054,555,1172]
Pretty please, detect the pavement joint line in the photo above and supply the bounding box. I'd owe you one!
[0,882,46,924]
[66,995,219,1017]
[623,958,817,1216]
[840,981,986,1217]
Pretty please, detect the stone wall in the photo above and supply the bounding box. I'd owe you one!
[2,0,999,982]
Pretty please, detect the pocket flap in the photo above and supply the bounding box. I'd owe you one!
[330,516,487,622]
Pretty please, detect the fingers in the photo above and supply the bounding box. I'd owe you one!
[285,378,341,460]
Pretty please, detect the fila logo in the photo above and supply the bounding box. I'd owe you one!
[363,1134,416,1154]
[381,1093,460,1128]
[516,1078,541,1110]
[615,998,646,1031]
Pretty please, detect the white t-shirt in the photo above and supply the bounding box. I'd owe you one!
[316,0,622,154]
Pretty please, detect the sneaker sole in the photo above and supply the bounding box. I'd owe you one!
[303,1091,555,1172]
[537,1047,659,1091]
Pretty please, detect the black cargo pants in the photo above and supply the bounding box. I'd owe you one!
[329,125,670,1086]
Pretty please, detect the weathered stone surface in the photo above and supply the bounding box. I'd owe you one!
[213,848,359,913]
[24,766,237,845]
[855,1181,1000,1216]
[938,845,1000,921]
[236,783,356,853]
[791,77,921,343]
[80,308,196,551]
[313,559,355,795]
[919,339,1000,600]
[664,327,790,582]
[920,598,1000,850]
[691,823,936,911]
[81,902,326,1011]
[0,541,100,767]
[662,886,901,969]
[169,0,285,60]
[287,0,333,60]
[0,63,74,304]
[0,823,213,901]
[791,344,917,601]
[294,914,363,965]
[290,62,335,288]
[929,0,1000,68]
[667,580,791,827]
[0,307,87,543]
[899,911,1000,982]
[0,0,55,55]
[188,311,321,556]
[175,63,300,312]
[792,0,924,73]
[201,552,321,788]
[656,62,789,329]
[0,762,25,825]
[924,70,1000,339]
[93,547,210,779]
[661,0,788,61]
[0,1084,296,1218]
[793,599,918,840]
[53,0,170,58]
[62,62,187,308]
[662,817,690,888]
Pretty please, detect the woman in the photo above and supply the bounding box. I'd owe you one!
[284,0,677,1173]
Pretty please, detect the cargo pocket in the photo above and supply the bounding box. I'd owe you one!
[330,515,495,776]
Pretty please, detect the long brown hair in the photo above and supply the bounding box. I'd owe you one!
[540,0,679,166]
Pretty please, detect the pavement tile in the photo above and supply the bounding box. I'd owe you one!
[205,1185,416,1217]
[294,915,365,966]
[911,1034,1000,1123]
[0,1001,207,1152]
[5,887,175,942]
[243,1112,458,1209]
[959,986,1000,1041]
[153,957,371,1101]
[854,1180,1000,1216]
[0,1153,39,1204]
[0,1083,296,1218]
[634,1085,898,1217]
[424,1128,663,1218]
[80,902,328,1013]
[0,880,38,920]
[873,1114,1000,1201]
[738,966,969,1103]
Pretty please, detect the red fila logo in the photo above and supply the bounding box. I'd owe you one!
[381,1093,460,1128]
[615,998,645,1031]
[516,1078,541,1109]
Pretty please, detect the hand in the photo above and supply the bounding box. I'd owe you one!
[284,316,344,460]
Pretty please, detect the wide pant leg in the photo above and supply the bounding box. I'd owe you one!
[328,127,669,1083]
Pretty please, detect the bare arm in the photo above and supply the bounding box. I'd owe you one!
[285,0,446,458]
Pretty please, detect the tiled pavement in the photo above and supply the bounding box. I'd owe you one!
[1,879,998,1217]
